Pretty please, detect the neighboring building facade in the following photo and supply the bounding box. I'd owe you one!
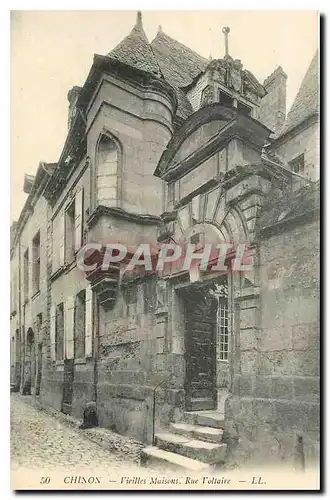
[10,13,320,468]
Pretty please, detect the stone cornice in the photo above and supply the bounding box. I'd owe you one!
[78,54,178,118]
[157,106,272,182]
[87,204,161,229]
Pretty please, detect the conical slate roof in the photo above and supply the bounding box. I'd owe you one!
[280,51,319,136]
[108,12,163,77]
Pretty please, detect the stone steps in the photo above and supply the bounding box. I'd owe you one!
[188,398,216,411]
[184,410,225,429]
[169,422,224,443]
[141,446,213,472]
[155,432,227,465]
[141,409,227,471]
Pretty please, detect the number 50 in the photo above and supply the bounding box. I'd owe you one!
[40,477,51,484]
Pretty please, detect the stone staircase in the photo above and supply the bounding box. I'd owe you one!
[141,410,227,472]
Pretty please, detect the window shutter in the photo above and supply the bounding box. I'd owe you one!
[74,188,84,253]
[52,214,65,271]
[52,218,58,272]
[85,284,93,358]
[50,305,56,361]
[59,212,65,267]
[65,296,75,359]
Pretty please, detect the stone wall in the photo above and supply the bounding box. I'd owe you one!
[96,275,185,444]
[273,120,319,182]
[225,218,320,467]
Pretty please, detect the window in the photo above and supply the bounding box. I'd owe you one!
[219,90,234,108]
[32,231,41,294]
[74,290,86,359]
[96,134,119,207]
[23,248,29,302]
[55,303,64,361]
[237,101,252,117]
[65,200,75,263]
[289,154,305,174]
[215,281,229,361]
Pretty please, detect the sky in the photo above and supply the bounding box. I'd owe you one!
[10,10,319,221]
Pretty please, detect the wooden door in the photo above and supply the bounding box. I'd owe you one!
[184,288,217,411]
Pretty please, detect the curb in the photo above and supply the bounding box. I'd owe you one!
[12,393,144,465]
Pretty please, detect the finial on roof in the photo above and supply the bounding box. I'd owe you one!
[158,24,162,33]
[222,26,230,57]
[136,11,142,28]
[209,54,212,61]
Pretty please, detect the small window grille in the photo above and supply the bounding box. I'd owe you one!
[215,282,229,361]
[218,298,229,361]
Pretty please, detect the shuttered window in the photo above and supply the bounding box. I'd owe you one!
[55,303,64,361]
[74,188,84,253]
[65,296,75,359]
[52,213,65,272]
[50,304,56,362]
[74,290,86,359]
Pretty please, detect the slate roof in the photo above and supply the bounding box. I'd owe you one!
[278,51,319,137]
[151,30,209,119]
[150,30,209,88]
[108,12,163,78]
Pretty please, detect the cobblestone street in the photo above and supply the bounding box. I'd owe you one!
[11,394,143,474]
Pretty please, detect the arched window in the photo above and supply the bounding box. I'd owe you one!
[95,133,121,208]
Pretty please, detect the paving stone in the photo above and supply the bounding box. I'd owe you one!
[10,394,158,473]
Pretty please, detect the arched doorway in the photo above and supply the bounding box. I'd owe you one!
[162,204,249,411]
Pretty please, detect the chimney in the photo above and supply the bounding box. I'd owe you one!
[258,66,287,135]
[67,86,82,130]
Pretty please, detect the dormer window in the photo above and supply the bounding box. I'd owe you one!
[289,154,305,174]
[237,101,252,117]
[219,90,234,108]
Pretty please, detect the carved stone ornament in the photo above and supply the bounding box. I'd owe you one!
[230,67,242,92]
[200,85,214,108]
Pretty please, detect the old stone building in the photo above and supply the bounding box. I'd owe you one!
[10,13,319,469]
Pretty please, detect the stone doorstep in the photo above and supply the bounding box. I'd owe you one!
[170,422,224,443]
[141,446,213,472]
[155,432,227,464]
[12,394,143,464]
[183,410,225,429]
